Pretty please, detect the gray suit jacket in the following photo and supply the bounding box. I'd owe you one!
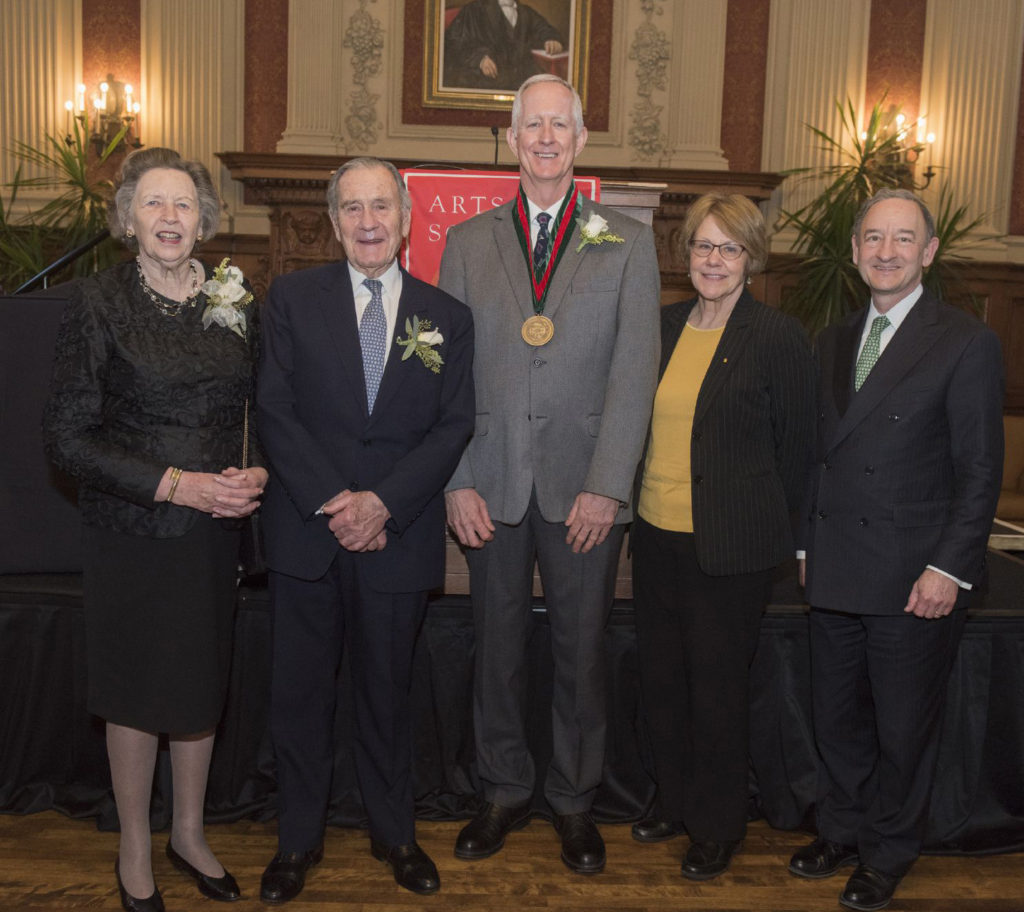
[439,195,660,525]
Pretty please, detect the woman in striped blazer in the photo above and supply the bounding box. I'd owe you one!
[630,193,816,881]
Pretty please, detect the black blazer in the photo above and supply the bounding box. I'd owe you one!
[636,291,816,575]
[800,291,1004,614]
[44,260,260,538]
[256,262,475,590]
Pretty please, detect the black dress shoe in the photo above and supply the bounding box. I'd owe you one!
[115,860,165,912]
[259,846,324,905]
[370,840,440,895]
[788,836,859,879]
[553,812,605,874]
[681,840,740,881]
[840,864,901,911]
[165,841,241,902]
[455,801,531,859]
[631,818,685,843]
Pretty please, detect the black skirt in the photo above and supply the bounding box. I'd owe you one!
[82,515,240,733]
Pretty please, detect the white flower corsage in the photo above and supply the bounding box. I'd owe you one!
[201,257,253,339]
[396,315,444,374]
[575,211,625,252]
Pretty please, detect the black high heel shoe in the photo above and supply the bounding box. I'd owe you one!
[165,841,242,902]
[114,859,165,912]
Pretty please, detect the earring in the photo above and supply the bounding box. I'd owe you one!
[125,228,134,238]
[197,232,203,242]
[746,276,752,286]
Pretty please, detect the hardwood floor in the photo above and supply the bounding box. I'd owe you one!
[1,812,1022,911]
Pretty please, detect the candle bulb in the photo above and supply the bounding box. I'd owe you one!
[64,99,73,135]
[77,83,85,112]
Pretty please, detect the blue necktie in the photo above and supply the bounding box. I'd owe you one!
[359,278,386,412]
[533,212,551,271]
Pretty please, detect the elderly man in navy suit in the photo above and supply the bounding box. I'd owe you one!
[256,157,474,902]
[790,188,1003,912]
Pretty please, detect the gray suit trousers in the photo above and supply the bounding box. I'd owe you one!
[466,495,624,813]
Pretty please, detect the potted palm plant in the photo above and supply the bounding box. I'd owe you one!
[777,96,983,335]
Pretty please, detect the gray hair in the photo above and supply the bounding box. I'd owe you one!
[510,74,584,135]
[853,188,936,242]
[109,147,220,249]
[326,157,411,216]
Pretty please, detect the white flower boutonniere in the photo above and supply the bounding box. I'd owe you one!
[396,315,444,374]
[576,211,625,253]
[201,257,253,339]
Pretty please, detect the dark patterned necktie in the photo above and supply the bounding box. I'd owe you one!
[854,315,890,391]
[360,278,386,412]
[533,212,551,272]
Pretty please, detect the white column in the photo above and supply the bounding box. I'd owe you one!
[0,0,80,207]
[920,0,1024,257]
[141,0,256,232]
[762,0,871,249]
[276,0,346,153]
[665,0,728,170]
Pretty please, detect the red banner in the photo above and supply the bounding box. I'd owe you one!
[400,170,600,285]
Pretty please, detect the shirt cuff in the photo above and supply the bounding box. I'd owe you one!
[926,564,972,590]
[795,550,806,560]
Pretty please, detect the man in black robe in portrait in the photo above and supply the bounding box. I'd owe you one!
[444,0,564,91]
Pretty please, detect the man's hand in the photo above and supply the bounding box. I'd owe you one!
[446,488,495,549]
[904,568,958,619]
[543,40,563,55]
[323,490,390,552]
[565,491,619,554]
[479,54,498,79]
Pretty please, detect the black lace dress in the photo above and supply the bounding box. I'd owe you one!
[43,260,260,733]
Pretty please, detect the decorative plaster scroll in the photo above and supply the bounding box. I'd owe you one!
[343,0,384,151]
[628,0,670,160]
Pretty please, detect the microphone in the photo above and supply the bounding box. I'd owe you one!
[491,125,499,165]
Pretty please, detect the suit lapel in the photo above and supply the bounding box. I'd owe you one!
[493,204,537,322]
[542,220,585,319]
[828,294,945,451]
[370,270,421,420]
[832,311,863,418]
[316,263,369,418]
[693,293,755,428]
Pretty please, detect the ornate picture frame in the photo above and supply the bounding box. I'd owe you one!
[420,0,591,112]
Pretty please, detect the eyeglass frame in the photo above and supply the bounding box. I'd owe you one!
[687,239,747,261]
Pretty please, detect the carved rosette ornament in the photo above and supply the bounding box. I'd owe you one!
[628,0,671,160]
[342,0,384,151]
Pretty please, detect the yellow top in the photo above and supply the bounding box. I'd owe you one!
[638,323,724,532]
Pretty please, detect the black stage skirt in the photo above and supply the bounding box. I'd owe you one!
[82,515,240,734]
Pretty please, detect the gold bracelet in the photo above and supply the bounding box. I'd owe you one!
[166,467,183,503]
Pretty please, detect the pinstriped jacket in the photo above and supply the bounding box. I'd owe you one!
[635,291,816,575]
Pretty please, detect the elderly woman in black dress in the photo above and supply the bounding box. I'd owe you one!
[630,193,815,880]
[44,147,265,912]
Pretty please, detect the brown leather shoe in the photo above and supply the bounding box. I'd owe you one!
[259,846,324,905]
[370,840,440,895]
[788,836,858,879]
[455,801,531,859]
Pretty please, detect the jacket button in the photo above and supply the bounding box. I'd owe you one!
[693,475,703,485]
[817,511,827,520]
[692,430,702,441]
[864,465,874,475]
[362,439,371,446]
[859,518,869,526]
[823,461,832,471]
[533,358,545,367]
[888,413,900,421]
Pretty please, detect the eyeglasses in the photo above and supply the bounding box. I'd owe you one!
[688,239,746,260]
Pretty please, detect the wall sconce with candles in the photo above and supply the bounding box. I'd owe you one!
[860,108,937,191]
[64,74,142,156]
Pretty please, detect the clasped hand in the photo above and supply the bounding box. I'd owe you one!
[160,466,268,517]
[322,489,390,552]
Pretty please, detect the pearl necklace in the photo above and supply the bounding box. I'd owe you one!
[136,257,201,316]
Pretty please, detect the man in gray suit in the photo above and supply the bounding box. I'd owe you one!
[439,74,660,874]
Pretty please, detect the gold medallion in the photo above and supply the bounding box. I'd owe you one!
[521,314,554,346]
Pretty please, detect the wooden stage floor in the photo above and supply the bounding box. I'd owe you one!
[1,813,1022,911]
